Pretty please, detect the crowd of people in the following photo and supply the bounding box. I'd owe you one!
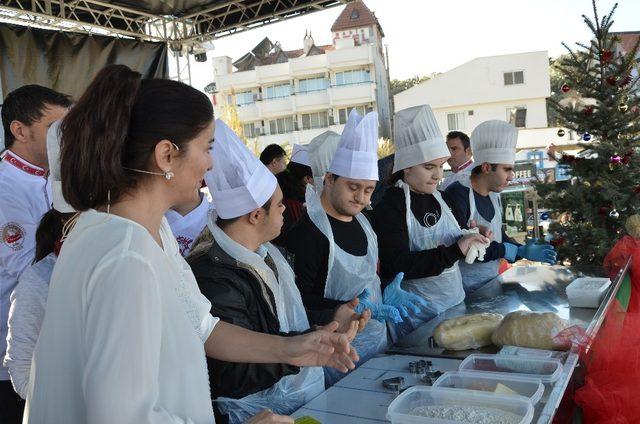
[0,64,557,423]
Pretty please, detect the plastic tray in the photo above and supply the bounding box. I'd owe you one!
[433,371,544,405]
[387,386,533,424]
[499,346,554,358]
[566,277,611,308]
[458,354,563,384]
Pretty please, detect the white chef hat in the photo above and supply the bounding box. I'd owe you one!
[392,104,450,173]
[328,110,379,181]
[471,120,518,166]
[205,119,277,219]
[307,131,341,193]
[290,144,310,167]
[46,120,75,213]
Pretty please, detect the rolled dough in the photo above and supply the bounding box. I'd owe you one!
[492,311,568,350]
[433,313,504,351]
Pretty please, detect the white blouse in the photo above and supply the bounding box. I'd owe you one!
[24,210,219,424]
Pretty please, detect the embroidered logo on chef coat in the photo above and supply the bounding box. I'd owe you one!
[1,222,25,251]
[176,236,193,256]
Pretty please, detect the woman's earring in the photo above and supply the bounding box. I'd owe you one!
[164,171,174,180]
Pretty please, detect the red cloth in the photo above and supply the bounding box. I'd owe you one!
[603,235,640,313]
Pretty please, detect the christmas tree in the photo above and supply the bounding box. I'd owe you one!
[537,0,640,266]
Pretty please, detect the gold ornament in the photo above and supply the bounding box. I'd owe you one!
[595,180,603,187]
[583,181,591,187]
[619,103,629,112]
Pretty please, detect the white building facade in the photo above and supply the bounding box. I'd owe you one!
[394,51,552,149]
[211,0,391,150]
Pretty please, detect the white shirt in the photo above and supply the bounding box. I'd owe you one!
[4,253,55,399]
[0,150,51,380]
[24,210,219,424]
[165,194,211,257]
[440,159,474,191]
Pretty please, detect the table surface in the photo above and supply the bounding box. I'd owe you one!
[293,264,628,424]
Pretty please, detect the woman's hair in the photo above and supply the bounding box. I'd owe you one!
[34,209,74,262]
[277,162,312,202]
[60,64,214,211]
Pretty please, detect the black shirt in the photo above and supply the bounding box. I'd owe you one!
[285,211,369,312]
[445,181,520,261]
[371,186,464,284]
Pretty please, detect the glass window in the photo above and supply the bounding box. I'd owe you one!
[338,105,367,124]
[264,83,292,99]
[298,77,328,93]
[236,91,254,106]
[504,71,524,86]
[507,107,527,128]
[335,69,370,86]
[302,111,329,130]
[268,117,294,134]
[242,123,256,138]
[447,112,465,131]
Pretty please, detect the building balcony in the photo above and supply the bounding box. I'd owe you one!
[260,96,293,118]
[256,62,290,84]
[328,81,376,106]
[257,132,296,150]
[327,44,373,69]
[215,69,258,91]
[290,54,328,76]
[236,103,260,122]
[293,90,330,112]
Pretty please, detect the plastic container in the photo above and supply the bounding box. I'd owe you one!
[458,354,563,384]
[499,346,554,358]
[566,277,611,308]
[433,371,544,405]
[387,386,533,424]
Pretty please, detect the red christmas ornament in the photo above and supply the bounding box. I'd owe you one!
[601,50,613,63]
[635,186,640,194]
[583,105,594,116]
[606,75,617,86]
[620,75,632,87]
[561,84,570,93]
[622,155,631,165]
[598,206,608,216]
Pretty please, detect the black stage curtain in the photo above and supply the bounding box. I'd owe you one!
[0,24,168,99]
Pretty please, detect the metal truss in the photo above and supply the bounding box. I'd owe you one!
[0,0,347,42]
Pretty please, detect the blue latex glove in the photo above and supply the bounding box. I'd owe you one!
[354,288,402,323]
[382,272,430,318]
[517,239,557,264]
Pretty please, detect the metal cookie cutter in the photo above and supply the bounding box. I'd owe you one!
[382,376,405,393]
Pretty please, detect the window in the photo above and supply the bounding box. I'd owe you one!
[350,10,359,20]
[447,112,465,131]
[264,83,292,100]
[298,77,328,93]
[468,110,474,116]
[243,123,256,138]
[507,107,527,128]
[268,117,294,134]
[504,71,525,86]
[302,111,329,130]
[235,91,254,106]
[338,105,368,124]
[335,69,371,86]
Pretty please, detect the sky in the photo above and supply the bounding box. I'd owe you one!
[184,0,639,92]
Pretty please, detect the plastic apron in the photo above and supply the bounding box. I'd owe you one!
[458,187,503,293]
[391,181,465,342]
[208,218,324,424]
[305,185,388,386]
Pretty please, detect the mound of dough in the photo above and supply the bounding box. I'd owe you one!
[492,311,568,350]
[433,313,504,351]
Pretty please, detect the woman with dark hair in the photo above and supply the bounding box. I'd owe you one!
[23,65,356,424]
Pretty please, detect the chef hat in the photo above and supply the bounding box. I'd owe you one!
[392,105,450,173]
[290,144,310,166]
[328,110,379,181]
[46,120,75,213]
[205,119,277,219]
[471,120,518,166]
[308,130,341,193]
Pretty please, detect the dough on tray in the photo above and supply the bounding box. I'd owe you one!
[433,313,503,350]
[492,311,568,350]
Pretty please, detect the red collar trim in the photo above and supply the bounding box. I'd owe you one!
[1,151,46,177]
[457,159,473,171]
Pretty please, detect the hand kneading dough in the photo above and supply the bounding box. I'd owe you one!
[492,311,568,350]
[433,313,504,350]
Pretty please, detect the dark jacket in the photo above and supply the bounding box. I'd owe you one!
[187,239,301,421]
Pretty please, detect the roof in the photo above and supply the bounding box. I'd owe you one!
[612,31,640,54]
[233,36,334,70]
[330,0,383,36]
